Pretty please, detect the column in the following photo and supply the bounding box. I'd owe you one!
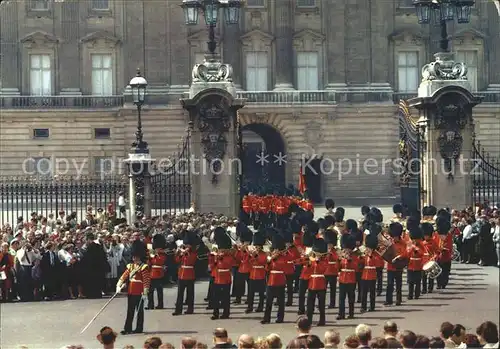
[124,1,145,80]
[274,0,294,90]
[487,4,500,90]
[59,1,81,95]
[168,1,190,91]
[324,0,346,88]
[370,1,392,89]
[223,19,242,89]
[0,1,20,94]
[345,0,370,84]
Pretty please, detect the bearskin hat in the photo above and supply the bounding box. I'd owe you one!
[324,215,335,227]
[312,238,327,254]
[317,218,327,231]
[281,229,293,244]
[324,228,338,246]
[325,198,335,210]
[288,202,300,214]
[298,211,314,226]
[290,220,302,234]
[131,240,147,260]
[214,228,232,250]
[428,205,437,217]
[420,222,434,237]
[271,233,285,251]
[341,234,356,250]
[409,226,423,240]
[422,206,430,216]
[365,233,378,249]
[334,209,345,222]
[368,207,384,223]
[265,227,276,241]
[393,203,403,214]
[361,205,370,216]
[307,221,319,235]
[389,222,403,237]
[437,208,451,222]
[252,232,266,246]
[152,234,166,249]
[436,216,451,235]
[406,215,421,232]
[238,224,253,243]
[368,223,382,236]
[346,219,358,232]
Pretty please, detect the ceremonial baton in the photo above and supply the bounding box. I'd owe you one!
[80,290,120,334]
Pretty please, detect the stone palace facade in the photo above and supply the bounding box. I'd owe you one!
[0,0,499,204]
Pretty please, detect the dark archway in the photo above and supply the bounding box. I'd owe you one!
[303,156,323,203]
[241,123,286,194]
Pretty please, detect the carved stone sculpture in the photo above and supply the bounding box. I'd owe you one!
[192,56,233,83]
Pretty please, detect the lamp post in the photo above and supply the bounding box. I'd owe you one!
[413,0,474,80]
[417,115,429,208]
[129,69,148,153]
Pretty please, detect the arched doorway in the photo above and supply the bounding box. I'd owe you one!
[303,156,323,203]
[241,123,286,194]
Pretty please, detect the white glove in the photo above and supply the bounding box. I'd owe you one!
[142,294,148,303]
[115,283,123,294]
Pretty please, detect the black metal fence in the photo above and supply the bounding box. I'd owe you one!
[472,140,500,206]
[0,177,127,226]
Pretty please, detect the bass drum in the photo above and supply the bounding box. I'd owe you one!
[375,233,408,269]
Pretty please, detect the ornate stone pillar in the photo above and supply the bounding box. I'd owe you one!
[0,1,20,94]
[324,0,346,88]
[274,0,294,90]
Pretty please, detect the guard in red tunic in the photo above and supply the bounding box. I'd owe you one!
[360,233,378,313]
[407,226,425,300]
[435,212,453,289]
[116,240,150,335]
[233,224,252,304]
[324,228,339,308]
[337,235,359,320]
[172,232,198,316]
[261,233,288,324]
[385,222,408,306]
[246,231,267,313]
[297,230,314,315]
[421,222,437,293]
[283,229,299,306]
[306,238,328,326]
[211,228,237,320]
[147,234,167,310]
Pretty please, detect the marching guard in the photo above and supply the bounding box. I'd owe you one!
[360,232,379,313]
[297,229,314,315]
[116,240,150,335]
[324,228,339,309]
[407,226,425,300]
[435,213,453,289]
[147,234,167,310]
[246,231,267,313]
[306,238,328,326]
[233,225,252,304]
[384,222,408,306]
[421,222,437,293]
[337,234,359,320]
[173,231,198,316]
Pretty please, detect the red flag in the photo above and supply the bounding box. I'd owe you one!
[298,164,307,195]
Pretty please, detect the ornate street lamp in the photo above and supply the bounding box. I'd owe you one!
[129,69,148,152]
[181,0,241,56]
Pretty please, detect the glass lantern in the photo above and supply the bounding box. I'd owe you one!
[455,0,474,23]
[439,0,455,21]
[413,0,432,24]
[224,0,241,25]
[129,72,148,105]
[204,0,219,25]
[181,0,200,25]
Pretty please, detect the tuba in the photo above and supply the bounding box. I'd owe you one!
[452,243,460,262]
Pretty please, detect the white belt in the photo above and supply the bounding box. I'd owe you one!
[424,253,430,256]
[311,274,325,278]
[253,265,265,269]
[130,279,143,283]
[287,261,294,264]
[218,269,230,272]
[181,266,194,269]
[410,258,421,260]
[152,265,163,269]
[364,266,376,269]
[341,269,355,272]
[328,262,337,264]
[270,270,284,274]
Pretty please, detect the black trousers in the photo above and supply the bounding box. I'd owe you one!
[213,283,231,317]
[43,272,57,298]
[19,266,34,301]
[386,270,403,304]
[124,295,144,332]
[307,289,326,324]
[338,283,355,318]
[247,279,265,311]
[263,285,285,322]
[437,261,451,288]
[326,275,337,307]
[361,279,376,311]
[356,272,362,302]
[376,268,383,295]
[422,272,434,293]
[407,270,422,299]
[175,279,194,313]
[293,265,302,292]
[285,274,294,305]
[148,278,164,308]
[206,276,214,307]
[233,272,249,300]
[298,279,308,313]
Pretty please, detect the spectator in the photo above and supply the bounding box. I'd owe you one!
[324,330,341,348]
[296,316,311,338]
[237,334,254,349]
[370,338,389,349]
[266,333,282,349]
[96,326,117,349]
[356,324,372,349]
[123,346,135,349]
[440,322,456,348]
[383,321,401,349]
[255,337,270,349]
[430,337,446,349]
[144,337,163,349]
[476,321,499,348]
[464,334,481,349]
[451,324,466,347]
[305,335,324,349]
[414,335,430,349]
[194,344,208,349]
[212,328,237,349]
[159,344,175,349]
[181,337,197,349]
[343,334,360,349]
[400,330,417,349]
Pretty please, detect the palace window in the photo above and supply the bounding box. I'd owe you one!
[33,128,50,139]
[94,128,111,139]
[456,50,478,91]
[246,52,268,91]
[297,0,315,7]
[246,0,265,7]
[91,54,113,95]
[297,52,319,90]
[29,0,49,10]
[30,54,52,96]
[94,157,113,176]
[92,0,109,10]
[28,157,52,176]
[397,51,419,92]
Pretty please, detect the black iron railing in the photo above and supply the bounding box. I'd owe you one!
[472,140,500,206]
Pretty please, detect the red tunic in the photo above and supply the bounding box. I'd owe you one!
[208,253,217,278]
[300,257,312,280]
[372,252,385,269]
[387,240,408,272]
[339,255,360,284]
[308,258,328,290]
[175,250,198,281]
[434,233,453,263]
[119,263,151,296]
[407,241,425,271]
[249,251,267,280]
[422,238,438,264]
[0,253,14,289]
[361,254,378,281]
[214,253,236,285]
[324,250,339,276]
[283,247,299,275]
[267,254,288,287]
[242,196,251,214]
[236,249,251,274]
[149,252,167,279]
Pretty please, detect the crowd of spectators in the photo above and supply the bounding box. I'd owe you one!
[59,317,499,349]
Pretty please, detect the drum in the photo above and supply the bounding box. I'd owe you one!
[375,233,408,269]
[423,260,442,279]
